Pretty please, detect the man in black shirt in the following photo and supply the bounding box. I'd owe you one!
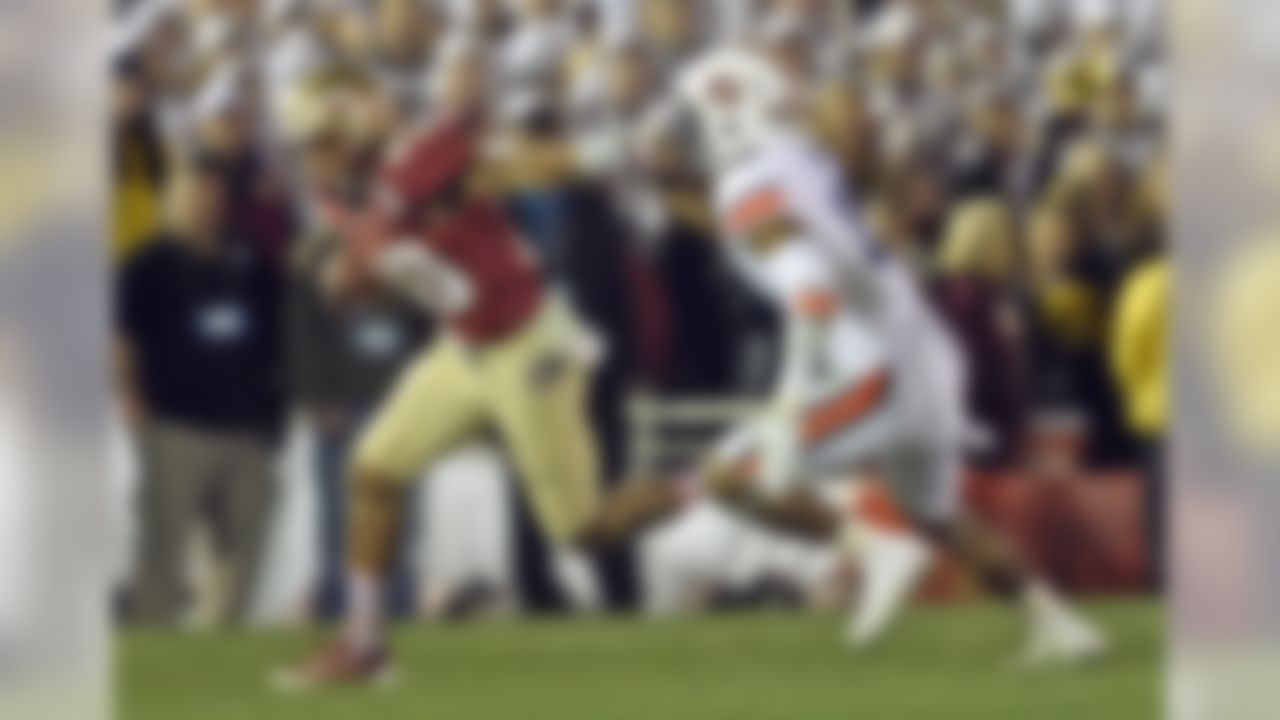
[116,158,284,626]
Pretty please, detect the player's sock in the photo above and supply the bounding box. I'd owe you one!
[851,482,910,531]
[341,470,406,654]
[343,571,385,654]
[272,574,395,691]
[838,481,920,555]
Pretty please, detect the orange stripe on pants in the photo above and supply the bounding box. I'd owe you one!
[731,370,892,480]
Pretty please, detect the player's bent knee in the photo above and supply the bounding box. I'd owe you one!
[345,465,412,574]
[349,465,406,497]
[705,460,756,504]
[543,505,597,549]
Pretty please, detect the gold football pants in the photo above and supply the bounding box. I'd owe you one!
[353,300,601,544]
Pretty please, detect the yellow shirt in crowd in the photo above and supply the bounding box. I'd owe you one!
[1110,259,1169,437]
[113,143,163,262]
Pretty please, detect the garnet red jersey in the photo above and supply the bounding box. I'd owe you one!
[371,112,544,344]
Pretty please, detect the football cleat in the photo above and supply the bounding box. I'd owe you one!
[270,640,399,692]
[844,528,933,648]
[1020,610,1110,667]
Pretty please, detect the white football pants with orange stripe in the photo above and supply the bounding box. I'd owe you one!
[711,301,966,523]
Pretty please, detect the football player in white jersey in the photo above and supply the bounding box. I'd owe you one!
[643,45,1108,662]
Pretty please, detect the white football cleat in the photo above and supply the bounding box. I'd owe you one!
[1019,609,1110,666]
[844,528,933,648]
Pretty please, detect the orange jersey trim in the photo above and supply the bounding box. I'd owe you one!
[795,289,839,319]
[729,370,892,480]
[803,371,891,445]
[851,481,911,531]
[727,186,787,235]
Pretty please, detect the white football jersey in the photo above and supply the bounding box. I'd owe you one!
[669,47,969,517]
[712,131,968,448]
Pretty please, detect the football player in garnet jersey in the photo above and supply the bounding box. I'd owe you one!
[273,41,692,689]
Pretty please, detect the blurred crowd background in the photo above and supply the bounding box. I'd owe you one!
[110,0,1167,628]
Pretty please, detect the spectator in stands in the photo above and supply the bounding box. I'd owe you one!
[111,0,196,259]
[562,0,609,95]
[1110,254,1168,589]
[1048,141,1150,293]
[1041,144,1155,463]
[504,0,571,95]
[369,0,441,116]
[319,1,377,65]
[635,120,753,395]
[949,82,1027,202]
[116,158,285,626]
[446,0,513,44]
[113,56,167,263]
[1089,63,1159,173]
[192,67,297,266]
[640,0,707,78]
[1030,47,1094,193]
[1110,153,1168,588]
[934,199,1030,467]
[1025,199,1134,466]
[875,148,951,266]
[1070,0,1127,97]
[114,0,193,130]
[1027,205,1095,352]
[550,150,649,610]
[862,2,953,163]
[810,76,880,193]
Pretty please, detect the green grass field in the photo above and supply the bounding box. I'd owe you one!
[120,600,1161,720]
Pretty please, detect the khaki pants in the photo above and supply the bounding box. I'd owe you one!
[354,300,601,545]
[129,420,276,626]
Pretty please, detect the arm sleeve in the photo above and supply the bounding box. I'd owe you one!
[380,117,476,213]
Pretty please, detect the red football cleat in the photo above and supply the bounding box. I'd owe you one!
[270,640,398,692]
